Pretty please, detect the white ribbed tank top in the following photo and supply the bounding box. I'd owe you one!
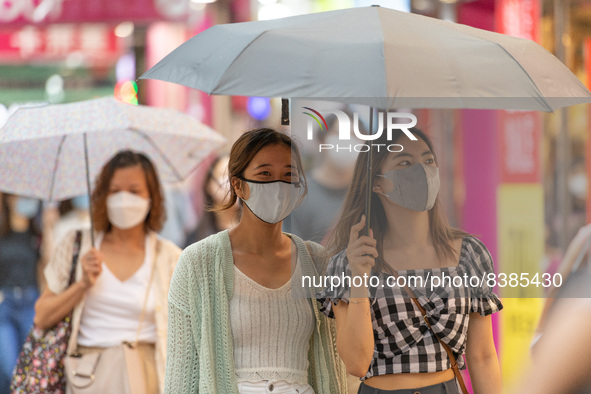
[229,258,315,385]
[77,233,156,347]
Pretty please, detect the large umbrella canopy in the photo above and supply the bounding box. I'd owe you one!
[140,6,591,112]
[0,97,226,201]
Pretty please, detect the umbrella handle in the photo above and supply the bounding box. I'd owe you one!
[83,133,96,247]
[281,98,290,125]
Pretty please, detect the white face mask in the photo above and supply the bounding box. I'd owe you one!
[569,172,587,200]
[240,178,304,224]
[106,191,151,229]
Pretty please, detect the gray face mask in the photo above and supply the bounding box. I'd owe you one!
[377,163,440,211]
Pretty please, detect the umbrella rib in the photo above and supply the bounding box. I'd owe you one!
[48,135,67,201]
[127,128,184,181]
[375,8,390,103]
[479,41,552,112]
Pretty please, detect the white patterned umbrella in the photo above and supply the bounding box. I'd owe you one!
[0,96,226,201]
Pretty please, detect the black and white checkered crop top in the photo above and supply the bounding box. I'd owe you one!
[316,236,503,380]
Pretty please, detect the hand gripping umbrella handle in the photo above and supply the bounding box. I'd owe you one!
[281,98,290,125]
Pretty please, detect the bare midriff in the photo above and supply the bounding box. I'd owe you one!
[363,368,455,390]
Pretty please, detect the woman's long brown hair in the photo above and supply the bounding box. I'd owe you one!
[326,127,467,274]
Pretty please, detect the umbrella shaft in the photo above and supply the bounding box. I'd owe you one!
[364,107,374,237]
[83,133,96,247]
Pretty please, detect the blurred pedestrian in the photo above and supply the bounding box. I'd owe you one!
[159,185,198,248]
[0,194,42,394]
[532,222,591,350]
[284,117,356,244]
[511,284,591,393]
[184,154,239,246]
[317,128,503,394]
[33,150,181,393]
[52,196,92,248]
[165,128,348,393]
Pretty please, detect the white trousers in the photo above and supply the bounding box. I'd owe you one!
[237,380,315,394]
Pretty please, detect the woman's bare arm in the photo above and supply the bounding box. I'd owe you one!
[333,294,375,377]
[465,313,502,394]
[34,247,102,329]
[332,216,377,377]
[34,283,89,329]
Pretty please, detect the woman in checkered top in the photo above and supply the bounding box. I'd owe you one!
[317,128,503,394]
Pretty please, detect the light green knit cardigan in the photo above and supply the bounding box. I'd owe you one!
[164,230,348,393]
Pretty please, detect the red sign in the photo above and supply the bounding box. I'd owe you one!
[0,0,191,26]
[496,0,540,42]
[498,110,542,183]
[0,24,122,65]
[496,0,542,184]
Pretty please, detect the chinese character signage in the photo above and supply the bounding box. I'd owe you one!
[0,0,190,25]
[0,24,121,65]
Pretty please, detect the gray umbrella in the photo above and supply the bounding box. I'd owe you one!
[140,6,591,112]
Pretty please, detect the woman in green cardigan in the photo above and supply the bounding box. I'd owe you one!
[165,128,348,394]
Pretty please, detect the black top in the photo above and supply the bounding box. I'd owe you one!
[0,230,40,287]
[185,210,222,248]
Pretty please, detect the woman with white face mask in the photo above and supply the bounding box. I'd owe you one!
[317,128,503,394]
[165,128,348,394]
[33,151,181,393]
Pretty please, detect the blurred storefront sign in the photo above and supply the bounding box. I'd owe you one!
[496,0,541,185]
[0,0,190,25]
[496,0,543,389]
[145,23,190,112]
[459,0,544,390]
[498,110,542,183]
[585,37,591,224]
[0,24,122,65]
[495,0,539,40]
